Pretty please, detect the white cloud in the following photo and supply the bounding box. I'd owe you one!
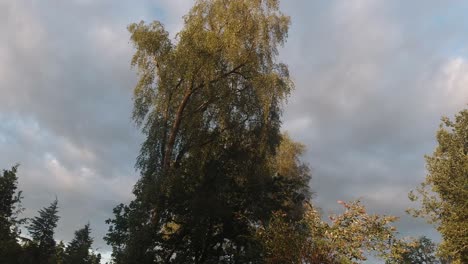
[157,0,193,36]
[431,57,468,112]
[283,116,313,135]
[3,1,44,54]
[61,138,97,164]
[92,24,132,60]
[45,154,74,189]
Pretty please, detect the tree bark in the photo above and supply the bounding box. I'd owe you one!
[162,88,193,171]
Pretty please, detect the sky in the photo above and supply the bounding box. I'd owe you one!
[1,0,468,260]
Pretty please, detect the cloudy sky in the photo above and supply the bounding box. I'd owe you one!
[1,0,468,260]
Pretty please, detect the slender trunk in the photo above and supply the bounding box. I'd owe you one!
[162,88,193,171]
[160,78,183,168]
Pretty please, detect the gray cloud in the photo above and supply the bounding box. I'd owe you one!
[0,0,156,252]
[1,0,468,261]
[0,0,197,257]
[280,0,468,247]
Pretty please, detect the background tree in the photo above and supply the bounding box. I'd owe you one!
[25,198,60,264]
[386,236,445,264]
[64,223,101,264]
[0,165,25,263]
[408,108,468,263]
[104,204,128,263]
[55,241,67,264]
[267,134,311,220]
[258,200,401,264]
[105,0,310,263]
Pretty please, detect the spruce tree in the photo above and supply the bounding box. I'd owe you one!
[64,223,100,264]
[26,198,60,263]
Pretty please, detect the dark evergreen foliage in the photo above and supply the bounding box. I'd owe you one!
[0,165,24,264]
[25,199,60,264]
[64,224,101,264]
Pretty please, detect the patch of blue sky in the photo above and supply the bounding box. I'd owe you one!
[429,4,468,59]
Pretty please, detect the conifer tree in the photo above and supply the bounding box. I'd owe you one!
[56,241,67,264]
[64,223,100,264]
[26,198,60,263]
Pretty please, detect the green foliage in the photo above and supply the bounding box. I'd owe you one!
[0,165,25,263]
[408,108,468,262]
[256,211,307,264]
[105,0,308,263]
[55,241,67,264]
[129,0,292,177]
[104,204,129,262]
[64,223,101,264]
[0,166,104,263]
[386,236,446,264]
[26,198,60,263]
[258,200,401,264]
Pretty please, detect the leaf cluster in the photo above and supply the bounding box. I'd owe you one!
[408,108,468,262]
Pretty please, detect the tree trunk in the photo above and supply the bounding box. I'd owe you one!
[162,88,193,171]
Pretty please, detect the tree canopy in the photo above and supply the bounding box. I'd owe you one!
[258,200,402,264]
[0,165,24,263]
[64,224,101,264]
[408,108,468,263]
[26,198,60,263]
[104,0,313,263]
[386,236,444,264]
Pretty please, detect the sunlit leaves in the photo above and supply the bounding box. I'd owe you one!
[408,108,468,262]
[106,1,302,263]
[258,200,401,264]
